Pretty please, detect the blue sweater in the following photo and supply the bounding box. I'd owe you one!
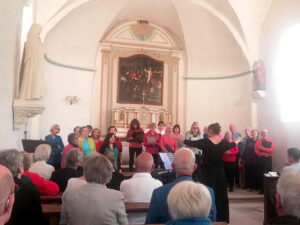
[45,135,64,164]
[166,217,212,225]
[145,176,217,224]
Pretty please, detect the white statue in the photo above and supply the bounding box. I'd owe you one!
[18,24,44,100]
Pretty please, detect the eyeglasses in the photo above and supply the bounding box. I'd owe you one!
[2,188,14,212]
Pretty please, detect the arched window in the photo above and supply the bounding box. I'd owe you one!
[276,24,300,122]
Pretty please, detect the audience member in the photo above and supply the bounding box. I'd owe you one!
[78,126,96,156]
[143,123,160,167]
[126,119,144,172]
[269,167,300,224]
[255,129,275,193]
[91,128,103,152]
[61,133,82,169]
[0,165,15,225]
[29,144,54,180]
[283,148,300,171]
[45,124,64,170]
[166,181,212,225]
[105,151,125,191]
[100,133,120,170]
[0,149,45,225]
[159,125,178,153]
[120,152,162,202]
[157,120,165,136]
[50,149,83,191]
[229,124,241,141]
[223,131,238,192]
[173,124,184,148]
[108,126,123,170]
[22,152,59,196]
[60,153,128,225]
[146,148,216,224]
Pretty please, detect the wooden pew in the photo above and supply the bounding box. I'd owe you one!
[40,192,63,204]
[263,175,279,225]
[125,202,149,212]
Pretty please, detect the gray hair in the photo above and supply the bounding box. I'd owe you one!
[167,181,212,220]
[33,144,51,162]
[84,153,113,184]
[65,149,82,169]
[50,124,60,133]
[173,148,195,173]
[277,167,300,218]
[0,149,23,177]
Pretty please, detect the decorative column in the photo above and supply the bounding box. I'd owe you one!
[99,48,111,136]
[171,55,180,124]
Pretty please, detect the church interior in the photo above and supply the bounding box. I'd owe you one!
[1,0,300,224]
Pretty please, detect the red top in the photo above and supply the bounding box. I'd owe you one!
[24,171,59,196]
[126,128,144,148]
[114,136,123,152]
[222,141,238,162]
[143,130,160,154]
[61,144,83,169]
[255,137,275,157]
[94,140,104,152]
[159,135,178,152]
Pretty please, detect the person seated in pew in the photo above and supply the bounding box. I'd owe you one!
[282,148,300,172]
[61,133,82,169]
[0,149,46,225]
[145,148,217,224]
[120,152,162,202]
[269,167,300,225]
[166,181,212,225]
[50,149,83,191]
[22,152,59,196]
[0,165,15,225]
[29,144,55,180]
[105,151,125,191]
[60,153,128,225]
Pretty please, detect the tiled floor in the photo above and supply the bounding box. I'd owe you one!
[229,188,264,225]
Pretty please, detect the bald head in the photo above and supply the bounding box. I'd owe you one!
[0,165,14,213]
[173,148,196,176]
[135,152,154,172]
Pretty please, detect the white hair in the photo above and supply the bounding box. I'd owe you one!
[173,148,195,173]
[33,144,51,162]
[277,167,300,218]
[167,181,212,220]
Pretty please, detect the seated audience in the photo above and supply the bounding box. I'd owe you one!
[159,125,178,153]
[91,128,103,152]
[145,148,216,224]
[22,152,59,196]
[223,131,238,192]
[45,124,64,170]
[283,147,300,171]
[51,149,83,191]
[0,149,46,225]
[61,133,82,169]
[105,151,125,191]
[269,167,300,224]
[0,165,15,225]
[78,126,96,156]
[120,152,162,202]
[143,123,160,167]
[166,181,212,225]
[60,153,128,225]
[29,144,54,180]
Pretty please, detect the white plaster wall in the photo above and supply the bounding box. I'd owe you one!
[259,0,300,171]
[39,62,94,144]
[0,0,25,149]
[185,76,252,135]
